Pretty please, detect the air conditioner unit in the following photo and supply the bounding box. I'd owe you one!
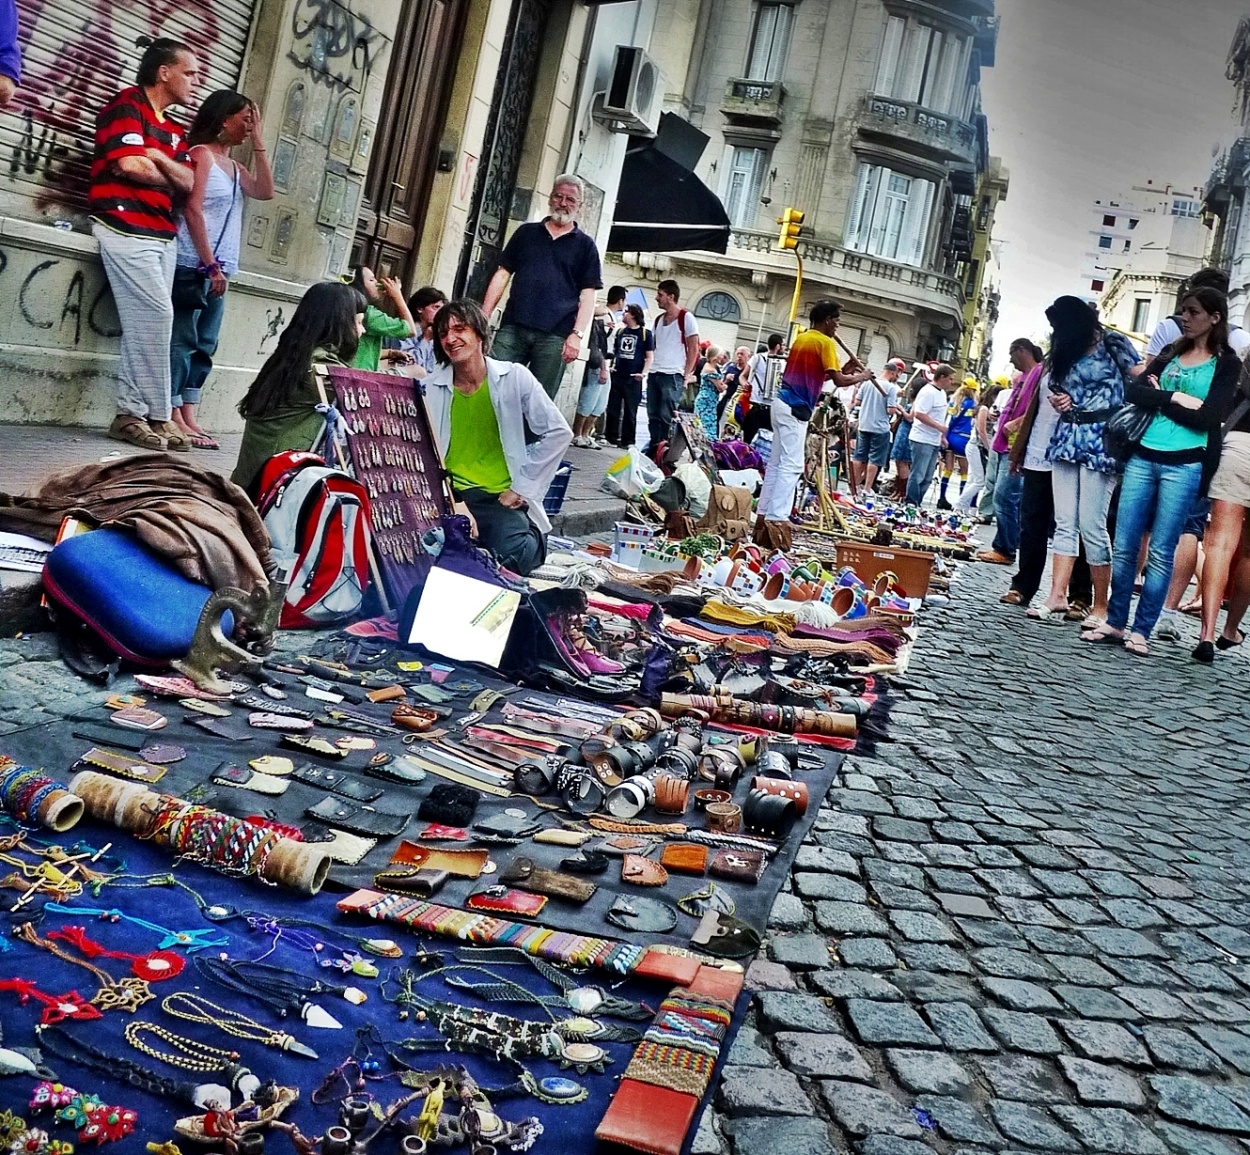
[593,45,661,137]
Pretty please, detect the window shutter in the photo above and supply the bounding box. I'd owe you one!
[845,164,877,251]
[918,29,942,108]
[896,25,929,103]
[874,16,905,96]
[930,35,962,114]
[866,167,894,254]
[901,179,936,267]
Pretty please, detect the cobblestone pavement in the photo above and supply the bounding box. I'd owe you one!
[704,556,1250,1155]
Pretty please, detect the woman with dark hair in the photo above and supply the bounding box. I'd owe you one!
[604,303,653,448]
[348,266,416,371]
[169,91,273,449]
[422,300,572,575]
[1032,296,1139,626]
[383,285,447,378]
[1081,288,1239,656]
[231,282,365,491]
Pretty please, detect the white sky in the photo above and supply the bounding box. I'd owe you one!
[979,0,1247,373]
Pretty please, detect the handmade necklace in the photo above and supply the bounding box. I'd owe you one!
[84,871,250,936]
[194,955,362,1028]
[456,945,653,1020]
[238,913,385,976]
[123,1021,261,1102]
[46,924,186,982]
[36,1024,222,1109]
[0,978,103,1026]
[15,923,153,1014]
[41,901,229,953]
[382,970,613,1073]
[161,992,319,1060]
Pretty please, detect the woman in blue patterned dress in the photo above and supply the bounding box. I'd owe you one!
[1034,296,1140,627]
[695,346,729,438]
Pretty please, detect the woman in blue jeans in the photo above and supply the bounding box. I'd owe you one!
[170,92,274,449]
[1083,287,1240,655]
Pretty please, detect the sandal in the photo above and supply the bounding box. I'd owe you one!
[189,432,220,450]
[1027,604,1069,623]
[999,590,1025,605]
[1080,615,1106,630]
[1080,625,1124,644]
[107,414,164,450]
[1064,602,1091,622]
[1124,634,1149,657]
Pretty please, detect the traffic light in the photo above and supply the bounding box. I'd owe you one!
[777,207,805,251]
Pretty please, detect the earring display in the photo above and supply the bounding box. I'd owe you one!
[329,367,454,605]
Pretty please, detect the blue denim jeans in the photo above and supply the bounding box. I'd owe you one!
[991,458,1023,558]
[906,441,942,505]
[645,371,683,452]
[170,288,227,407]
[1107,454,1202,638]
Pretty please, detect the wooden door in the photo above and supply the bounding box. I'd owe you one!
[354,0,467,279]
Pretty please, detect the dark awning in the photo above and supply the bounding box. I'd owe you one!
[607,144,731,254]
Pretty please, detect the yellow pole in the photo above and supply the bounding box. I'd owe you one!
[788,250,804,328]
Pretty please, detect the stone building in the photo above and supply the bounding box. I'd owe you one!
[955,153,1007,378]
[603,0,1000,371]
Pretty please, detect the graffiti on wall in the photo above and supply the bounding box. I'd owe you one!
[7,0,228,207]
[0,247,123,344]
[289,0,386,93]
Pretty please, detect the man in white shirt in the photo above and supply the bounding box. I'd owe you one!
[851,357,903,492]
[905,364,954,506]
[740,333,785,445]
[645,278,699,454]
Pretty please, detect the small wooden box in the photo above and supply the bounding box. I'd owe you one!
[834,541,935,599]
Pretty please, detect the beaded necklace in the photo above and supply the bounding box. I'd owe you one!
[161,992,319,1060]
[123,1021,261,1102]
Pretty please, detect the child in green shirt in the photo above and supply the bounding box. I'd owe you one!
[349,266,416,370]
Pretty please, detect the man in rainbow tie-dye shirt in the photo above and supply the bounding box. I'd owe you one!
[755,299,873,542]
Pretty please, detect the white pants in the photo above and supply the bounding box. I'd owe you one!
[955,443,987,511]
[93,224,177,421]
[756,400,808,521]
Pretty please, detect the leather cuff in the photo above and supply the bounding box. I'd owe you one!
[750,775,809,815]
[705,802,742,834]
[743,789,798,839]
[652,774,690,816]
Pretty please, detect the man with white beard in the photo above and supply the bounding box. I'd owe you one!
[481,174,604,399]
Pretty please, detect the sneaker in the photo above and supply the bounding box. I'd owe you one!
[572,435,591,448]
[150,420,192,452]
[1155,612,1180,641]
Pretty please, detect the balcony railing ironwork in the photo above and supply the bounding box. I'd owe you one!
[721,78,785,125]
[861,94,979,167]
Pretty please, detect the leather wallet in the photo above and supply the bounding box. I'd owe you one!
[373,865,449,897]
[364,758,428,785]
[708,848,766,884]
[594,1078,699,1155]
[466,887,547,917]
[292,764,383,802]
[632,950,700,987]
[390,842,490,878]
[281,734,348,759]
[304,795,410,838]
[474,812,541,839]
[499,857,597,903]
[659,843,707,876]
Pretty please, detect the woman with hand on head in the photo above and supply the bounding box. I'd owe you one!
[1082,288,1239,657]
[170,91,274,450]
[349,266,416,372]
[1032,295,1139,627]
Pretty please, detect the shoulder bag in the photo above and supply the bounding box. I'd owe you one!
[172,164,239,311]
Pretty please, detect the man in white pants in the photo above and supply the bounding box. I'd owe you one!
[90,39,199,451]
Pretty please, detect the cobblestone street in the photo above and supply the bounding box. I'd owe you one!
[706,555,1250,1155]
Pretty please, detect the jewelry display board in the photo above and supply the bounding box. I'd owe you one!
[667,412,721,481]
[327,366,454,607]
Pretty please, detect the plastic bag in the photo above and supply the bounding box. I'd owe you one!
[601,447,664,498]
[672,462,713,518]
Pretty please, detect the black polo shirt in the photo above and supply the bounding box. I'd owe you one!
[499,219,603,335]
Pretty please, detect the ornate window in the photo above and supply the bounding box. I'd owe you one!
[845,163,935,266]
[695,292,742,322]
[746,3,794,82]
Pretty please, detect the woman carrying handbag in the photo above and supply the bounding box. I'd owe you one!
[170,91,274,449]
[1082,287,1239,656]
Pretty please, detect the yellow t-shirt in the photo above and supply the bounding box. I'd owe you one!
[446,379,512,494]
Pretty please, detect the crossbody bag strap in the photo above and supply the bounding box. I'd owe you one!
[209,164,240,264]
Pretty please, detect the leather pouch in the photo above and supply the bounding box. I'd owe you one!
[249,711,313,731]
[621,854,669,887]
[659,843,707,876]
[560,850,610,875]
[282,734,348,760]
[593,835,657,857]
[77,747,167,785]
[605,894,677,934]
[373,865,449,897]
[708,848,766,884]
[364,758,428,785]
[499,857,597,903]
[293,764,383,803]
[594,1078,699,1155]
[533,828,591,847]
[466,887,547,917]
[186,716,252,742]
[474,812,541,839]
[690,909,761,959]
[305,795,410,838]
[389,841,489,878]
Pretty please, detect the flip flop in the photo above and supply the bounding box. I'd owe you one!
[1027,604,1069,624]
[1080,625,1124,644]
[190,432,220,450]
[1124,635,1149,657]
[999,590,1025,605]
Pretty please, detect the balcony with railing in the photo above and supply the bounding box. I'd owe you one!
[859,94,979,168]
[1205,138,1250,215]
[720,78,785,127]
[723,227,965,322]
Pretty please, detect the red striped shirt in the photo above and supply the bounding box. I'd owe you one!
[89,87,190,238]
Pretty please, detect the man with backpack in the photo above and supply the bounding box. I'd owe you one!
[740,334,786,446]
[645,279,700,455]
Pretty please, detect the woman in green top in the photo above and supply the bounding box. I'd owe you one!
[1083,287,1241,656]
[231,281,365,492]
[349,267,416,371]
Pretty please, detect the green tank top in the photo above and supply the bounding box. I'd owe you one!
[445,378,511,493]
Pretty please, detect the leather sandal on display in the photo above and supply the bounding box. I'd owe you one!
[107,414,165,450]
